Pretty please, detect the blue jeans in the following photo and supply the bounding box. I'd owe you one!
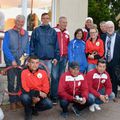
[7,68,21,103]
[59,99,70,112]
[59,98,86,112]
[87,64,96,72]
[20,93,53,115]
[88,89,115,105]
[40,60,52,74]
[50,56,67,100]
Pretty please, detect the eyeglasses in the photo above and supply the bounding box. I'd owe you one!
[90,32,97,34]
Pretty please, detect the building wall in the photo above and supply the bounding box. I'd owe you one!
[55,0,88,39]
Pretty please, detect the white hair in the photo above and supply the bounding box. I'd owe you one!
[85,17,93,23]
[106,21,114,27]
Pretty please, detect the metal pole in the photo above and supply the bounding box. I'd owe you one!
[51,0,57,27]
[21,0,27,30]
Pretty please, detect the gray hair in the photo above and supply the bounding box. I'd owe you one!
[99,21,106,26]
[59,16,67,22]
[16,15,25,21]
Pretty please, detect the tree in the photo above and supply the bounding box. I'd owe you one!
[88,0,120,29]
[110,0,120,27]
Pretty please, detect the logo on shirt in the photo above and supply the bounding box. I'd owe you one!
[93,73,108,79]
[96,41,100,46]
[65,75,84,81]
[37,73,42,78]
[78,81,81,86]
[101,79,106,83]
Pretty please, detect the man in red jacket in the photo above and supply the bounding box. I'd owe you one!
[58,62,88,118]
[51,16,70,104]
[86,59,115,112]
[21,55,52,120]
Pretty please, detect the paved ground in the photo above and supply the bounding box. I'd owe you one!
[2,99,120,120]
[1,74,120,120]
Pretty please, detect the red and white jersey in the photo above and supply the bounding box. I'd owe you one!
[85,69,112,98]
[58,71,88,102]
[54,25,70,56]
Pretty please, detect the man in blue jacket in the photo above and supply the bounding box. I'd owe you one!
[30,13,60,104]
[3,15,29,109]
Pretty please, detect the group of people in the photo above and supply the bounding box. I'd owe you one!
[1,12,120,120]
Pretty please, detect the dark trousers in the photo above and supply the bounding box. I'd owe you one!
[20,94,53,115]
[7,68,21,103]
[107,64,119,97]
[59,98,87,113]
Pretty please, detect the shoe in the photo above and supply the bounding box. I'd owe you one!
[60,112,68,118]
[16,102,23,109]
[113,98,119,103]
[52,99,58,105]
[94,104,101,111]
[72,105,80,117]
[10,103,16,110]
[25,114,32,120]
[32,106,39,116]
[89,104,95,112]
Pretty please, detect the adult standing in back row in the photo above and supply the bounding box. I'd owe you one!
[51,16,70,104]
[86,27,104,72]
[30,13,60,103]
[3,15,29,110]
[105,21,120,102]
[30,12,60,75]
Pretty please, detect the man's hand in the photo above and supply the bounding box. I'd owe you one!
[104,95,109,103]
[12,61,17,67]
[88,54,94,59]
[73,97,86,104]
[99,95,108,103]
[52,59,58,66]
[80,97,86,104]
[32,97,40,104]
[39,91,47,98]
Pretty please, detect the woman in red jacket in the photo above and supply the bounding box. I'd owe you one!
[86,27,104,72]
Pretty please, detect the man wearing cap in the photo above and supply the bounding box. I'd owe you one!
[58,62,88,118]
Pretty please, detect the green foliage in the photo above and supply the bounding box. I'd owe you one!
[88,0,120,28]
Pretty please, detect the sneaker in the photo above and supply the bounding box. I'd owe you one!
[89,104,95,112]
[16,102,23,109]
[25,114,32,120]
[60,112,68,118]
[113,98,119,103]
[94,104,101,111]
[10,103,16,111]
[72,105,80,117]
[52,99,58,105]
[32,106,39,116]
